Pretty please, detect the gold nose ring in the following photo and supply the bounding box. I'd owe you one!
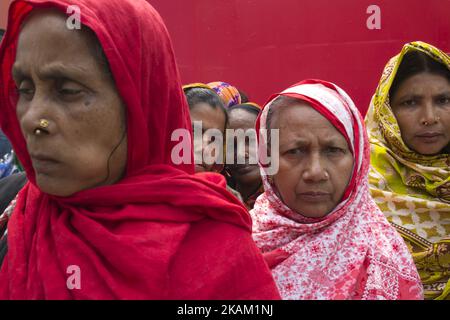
[39,119,49,129]
[34,119,49,136]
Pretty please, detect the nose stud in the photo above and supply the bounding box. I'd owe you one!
[39,119,49,129]
[34,118,50,136]
[422,117,440,126]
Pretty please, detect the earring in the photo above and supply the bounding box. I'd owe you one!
[267,176,274,184]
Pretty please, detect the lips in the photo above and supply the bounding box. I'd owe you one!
[298,191,331,202]
[416,131,442,138]
[195,164,207,173]
[30,153,60,173]
[415,132,443,143]
[231,164,257,174]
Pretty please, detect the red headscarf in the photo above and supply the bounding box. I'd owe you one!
[0,0,279,300]
[251,80,422,300]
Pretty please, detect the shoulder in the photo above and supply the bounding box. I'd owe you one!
[360,213,422,298]
[354,213,423,299]
[0,172,27,215]
[168,219,280,300]
[362,210,409,263]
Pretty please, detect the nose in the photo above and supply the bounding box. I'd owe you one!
[234,140,248,164]
[421,102,439,126]
[302,153,329,182]
[192,132,203,164]
[201,132,223,165]
[18,91,53,137]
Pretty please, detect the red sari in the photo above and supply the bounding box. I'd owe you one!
[0,0,280,300]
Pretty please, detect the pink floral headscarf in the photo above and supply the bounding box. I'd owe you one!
[250,79,423,300]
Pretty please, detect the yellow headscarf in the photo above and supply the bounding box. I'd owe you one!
[365,41,450,300]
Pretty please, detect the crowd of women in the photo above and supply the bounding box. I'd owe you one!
[0,0,448,300]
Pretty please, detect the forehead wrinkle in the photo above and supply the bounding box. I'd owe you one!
[36,63,92,81]
[279,117,348,147]
[281,131,347,146]
[15,15,102,82]
[399,74,450,91]
[13,59,96,83]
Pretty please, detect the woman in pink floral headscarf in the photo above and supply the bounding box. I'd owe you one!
[250,79,423,300]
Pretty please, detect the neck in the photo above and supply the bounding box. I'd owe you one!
[236,178,262,201]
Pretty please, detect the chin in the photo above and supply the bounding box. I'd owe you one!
[236,174,260,185]
[299,211,329,219]
[293,204,333,219]
[413,148,444,156]
[410,142,448,156]
[35,176,77,197]
[195,165,207,173]
[233,168,260,180]
[37,185,73,197]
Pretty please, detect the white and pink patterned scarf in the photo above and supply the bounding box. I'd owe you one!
[251,80,423,300]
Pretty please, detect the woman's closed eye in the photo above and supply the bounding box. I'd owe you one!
[285,148,306,156]
[16,80,35,99]
[56,80,84,100]
[59,87,82,95]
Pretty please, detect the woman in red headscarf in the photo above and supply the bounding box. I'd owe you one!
[0,0,280,300]
[251,79,422,300]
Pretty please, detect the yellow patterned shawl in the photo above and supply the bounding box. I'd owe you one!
[365,41,450,300]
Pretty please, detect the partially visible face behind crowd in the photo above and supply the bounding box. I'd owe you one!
[226,107,261,199]
[13,9,127,197]
[187,91,226,173]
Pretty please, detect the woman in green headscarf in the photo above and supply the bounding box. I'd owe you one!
[366,41,450,300]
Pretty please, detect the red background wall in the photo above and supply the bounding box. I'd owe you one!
[2,0,450,115]
[150,0,450,115]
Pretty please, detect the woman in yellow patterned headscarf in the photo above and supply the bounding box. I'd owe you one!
[365,41,450,300]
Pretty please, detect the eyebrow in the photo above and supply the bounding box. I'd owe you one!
[435,91,450,96]
[395,93,422,100]
[12,62,91,82]
[395,91,450,101]
[280,136,348,149]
